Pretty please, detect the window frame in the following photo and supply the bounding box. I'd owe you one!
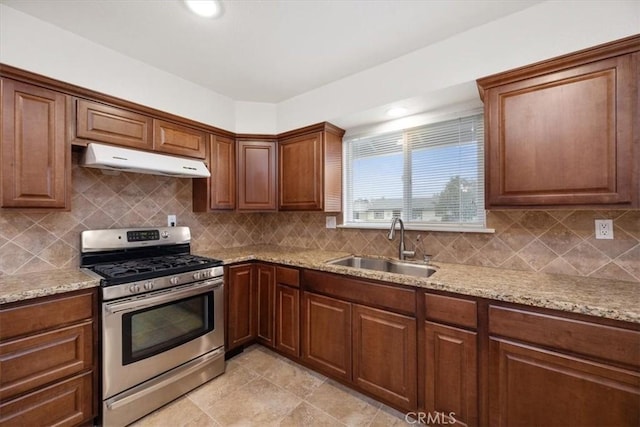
[341,110,493,233]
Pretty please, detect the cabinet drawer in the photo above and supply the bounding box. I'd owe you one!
[0,290,95,341]
[425,293,477,329]
[0,321,93,400]
[0,371,93,427]
[489,305,640,367]
[303,270,415,315]
[276,266,300,288]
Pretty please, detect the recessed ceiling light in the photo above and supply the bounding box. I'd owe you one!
[386,107,408,117]
[184,0,223,18]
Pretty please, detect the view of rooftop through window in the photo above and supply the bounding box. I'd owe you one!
[344,112,485,229]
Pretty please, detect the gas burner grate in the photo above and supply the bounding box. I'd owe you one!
[92,254,220,281]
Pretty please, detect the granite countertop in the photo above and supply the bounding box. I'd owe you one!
[0,269,100,304]
[1,244,638,324]
[197,245,640,324]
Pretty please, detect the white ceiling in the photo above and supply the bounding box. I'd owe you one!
[1,0,542,104]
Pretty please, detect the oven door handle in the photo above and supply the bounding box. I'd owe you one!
[105,279,222,315]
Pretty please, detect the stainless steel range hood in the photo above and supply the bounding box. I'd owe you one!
[81,143,210,178]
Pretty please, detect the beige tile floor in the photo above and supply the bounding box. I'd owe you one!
[130,345,413,426]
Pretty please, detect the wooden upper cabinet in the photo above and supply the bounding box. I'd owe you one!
[193,134,236,211]
[278,123,344,211]
[1,79,70,209]
[210,135,236,210]
[153,119,206,159]
[237,139,277,211]
[75,99,153,150]
[477,35,639,208]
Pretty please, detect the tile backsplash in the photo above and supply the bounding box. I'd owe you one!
[1,153,638,283]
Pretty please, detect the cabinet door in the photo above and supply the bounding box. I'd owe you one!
[1,79,69,209]
[279,132,323,210]
[153,119,206,158]
[352,304,417,411]
[210,134,236,210]
[275,284,300,358]
[424,321,478,427]
[193,134,236,211]
[256,264,276,347]
[226,264,257,350]
[484,54,636,207]
[302,292,351,381]
[489,338,640,427]
[237,140,277,210]
[76,99,153,149]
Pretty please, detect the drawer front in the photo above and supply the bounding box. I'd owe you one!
[0,321,93,400]
[0,371,93,427]
[0,290,95,341]
[303,270,415,315]
[276,266,300,288]
[425,293,477,329]
[489,305,640,367]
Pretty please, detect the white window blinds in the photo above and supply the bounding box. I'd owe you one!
[343,113,485,230]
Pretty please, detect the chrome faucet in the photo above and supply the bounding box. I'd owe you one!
[387,217,415,260]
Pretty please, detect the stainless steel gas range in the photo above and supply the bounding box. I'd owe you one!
[80,227,225,427]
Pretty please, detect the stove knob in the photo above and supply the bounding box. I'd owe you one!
[161,231,169,239]
[193,272,201,280]
[130,284,140,293]
[144,281,154,290]
[170,277,179,285]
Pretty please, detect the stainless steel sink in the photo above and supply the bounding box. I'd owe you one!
[327,256,437,278]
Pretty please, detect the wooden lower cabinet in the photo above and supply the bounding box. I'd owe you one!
[424,321,478,427]
[256,264,276,347]
[489,338,640,427]
[302,292,352,381]
[302,289,417,411]
[226,264,257,351]
[275,284,300,357]
[0,289,97,427]
[353,304,417,411]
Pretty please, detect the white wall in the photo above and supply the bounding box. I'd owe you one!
[0,4,236,131]
[2,2,638,135]
[234,102,278,134]
[277,0,640,133]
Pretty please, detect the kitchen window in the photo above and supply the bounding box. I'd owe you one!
[343,112,487,231]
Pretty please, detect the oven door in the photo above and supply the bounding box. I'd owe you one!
[102,278,224,399]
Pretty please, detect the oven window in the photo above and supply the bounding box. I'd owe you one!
[122,293,214,365]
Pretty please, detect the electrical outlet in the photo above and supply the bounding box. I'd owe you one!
[325,216,337,229]
[167,215,177,227]
[595,219,613,240]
